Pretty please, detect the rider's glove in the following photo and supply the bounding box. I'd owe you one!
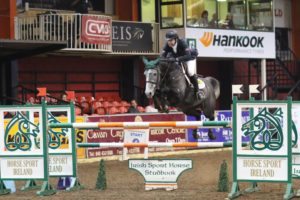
[168,57,178,62]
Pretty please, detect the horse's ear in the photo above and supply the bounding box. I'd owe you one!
[143,56,160,69]
[141,56,148,65]
[152,57,160,65]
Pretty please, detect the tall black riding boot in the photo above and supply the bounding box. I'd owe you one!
[190,75,204,100]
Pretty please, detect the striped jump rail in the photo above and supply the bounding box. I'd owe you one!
[77,142,247,148]
[49,121,231,129]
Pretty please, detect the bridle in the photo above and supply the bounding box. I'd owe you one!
[145,61,172,91]
[145,67,160,89]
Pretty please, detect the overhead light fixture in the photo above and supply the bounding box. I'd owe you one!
[217,0,227,2]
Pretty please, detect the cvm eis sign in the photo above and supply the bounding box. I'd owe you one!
[81,16,111,45]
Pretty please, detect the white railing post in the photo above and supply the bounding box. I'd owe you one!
[39,14,43,40]
[14,17,19,40]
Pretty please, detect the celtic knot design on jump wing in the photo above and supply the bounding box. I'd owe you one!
[4,112,40,151]
[242,108,284,151]
[47,112,68,149]
[292,121,298,148]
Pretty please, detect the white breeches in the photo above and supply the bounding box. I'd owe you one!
[186,59,197,77]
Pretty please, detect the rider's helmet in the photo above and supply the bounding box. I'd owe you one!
[165,30,178,41]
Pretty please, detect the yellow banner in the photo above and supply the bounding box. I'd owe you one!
[3,115,86,159]
[75,116,86,159]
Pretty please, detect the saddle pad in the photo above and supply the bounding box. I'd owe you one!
[197,79,206,89]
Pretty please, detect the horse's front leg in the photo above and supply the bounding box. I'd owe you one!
[159,94,170,113]
[153,94,165,113]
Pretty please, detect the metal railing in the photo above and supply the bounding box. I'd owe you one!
[15,13,160,54]
[15,13,112,52]
[276,48,298,78]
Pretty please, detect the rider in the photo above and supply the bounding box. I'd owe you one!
[161,30,203,100]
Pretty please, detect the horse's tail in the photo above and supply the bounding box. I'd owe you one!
[207,77,220,99]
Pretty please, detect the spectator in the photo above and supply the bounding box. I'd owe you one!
[145,104,158,113]
[198,10,209,27]
[224,14,234,29]
[27,97,35,105]
[209,13,218,28]
[43,93,55,105]
[127,99,140,113]
[58,93,69,105]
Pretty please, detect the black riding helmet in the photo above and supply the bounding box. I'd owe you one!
[165,30,178,41]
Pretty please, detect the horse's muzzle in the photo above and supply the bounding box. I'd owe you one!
[145,91,153,98]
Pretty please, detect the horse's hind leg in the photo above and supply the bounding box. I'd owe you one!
[202,97,217,140]
[192,114,201,140]
[185,109,201,140]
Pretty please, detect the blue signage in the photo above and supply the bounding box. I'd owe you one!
[187,110,250,142]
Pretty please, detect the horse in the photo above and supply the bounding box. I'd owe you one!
[143,57,220,140]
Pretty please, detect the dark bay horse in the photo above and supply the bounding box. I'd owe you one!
[143,57,220,139]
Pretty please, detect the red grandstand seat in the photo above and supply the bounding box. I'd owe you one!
[97,97,104,102]
[107,96,115,102]
[102,101,112,108]
[95,107,106,115]
[79,96,87,103]
[111,101,120,107]
[118,106,128,113]
[87,96,95,103]
[75,106,82,115]
[107,106,120,115]
[137,106,145,113]
[113,96,121,101]
[92,101,102,109]
[120,101,129,107]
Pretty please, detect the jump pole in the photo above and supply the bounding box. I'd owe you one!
[77,142,247,148]
[49,121,231,129]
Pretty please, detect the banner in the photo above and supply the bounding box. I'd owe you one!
[85,113,186,158]
[112,21,153,52]
[75,116,86,159]
[187,110,250,143]
[185,28,275,59]
[81,15,111,45]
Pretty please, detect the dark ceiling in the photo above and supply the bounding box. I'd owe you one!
[0,39,67,62]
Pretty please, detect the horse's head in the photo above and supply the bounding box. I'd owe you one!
[143,57,160,98]
[144,68,159,98]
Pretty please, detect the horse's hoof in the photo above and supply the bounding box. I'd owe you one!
[208,130,216,140]
[192,130,199,139]
[163,105,169,113]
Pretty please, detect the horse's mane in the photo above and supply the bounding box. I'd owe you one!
[158,61,181,72]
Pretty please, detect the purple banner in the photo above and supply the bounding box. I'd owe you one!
[187,110,250,142]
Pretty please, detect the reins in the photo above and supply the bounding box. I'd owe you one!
[159,61,171,86]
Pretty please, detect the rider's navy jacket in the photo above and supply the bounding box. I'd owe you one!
[161,39,195,62]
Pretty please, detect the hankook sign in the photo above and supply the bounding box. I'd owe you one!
[186,28,275,59]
